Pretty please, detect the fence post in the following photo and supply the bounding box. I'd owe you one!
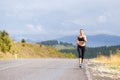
[15,54,17,60]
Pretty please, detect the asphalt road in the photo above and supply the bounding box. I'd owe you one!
[0,59,89,80]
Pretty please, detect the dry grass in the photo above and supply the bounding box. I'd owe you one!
[93,54,120,70]
[0,42,76,59]
[89,54,120,79]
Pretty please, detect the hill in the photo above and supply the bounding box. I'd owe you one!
[11,34,120,47]
[60,45,120,58]
[0,42,75,59]
[39,40,120,58]
[39,40,75,50]
[56,34,120,47]
[0,30,76,59]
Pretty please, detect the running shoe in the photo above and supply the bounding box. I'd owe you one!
[79,64,83,68]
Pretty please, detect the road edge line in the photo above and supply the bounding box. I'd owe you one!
[85,60,92,80]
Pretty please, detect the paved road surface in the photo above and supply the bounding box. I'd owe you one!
[0,59,89,80]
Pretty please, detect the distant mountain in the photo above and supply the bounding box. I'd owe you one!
[11,34,120,47]
[39,40,73,46]
[56,34,120,47]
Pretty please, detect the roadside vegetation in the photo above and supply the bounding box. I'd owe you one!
[93,49,120,70]
[0,31,76,59]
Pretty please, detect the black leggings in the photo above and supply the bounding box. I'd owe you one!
[77,46,85,59]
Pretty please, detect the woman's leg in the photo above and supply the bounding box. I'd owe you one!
[81,46,85,63]
[77,46,82,65]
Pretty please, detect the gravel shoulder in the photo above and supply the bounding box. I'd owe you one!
[87,59,120,80]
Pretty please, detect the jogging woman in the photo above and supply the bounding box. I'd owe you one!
[77,29,87,68]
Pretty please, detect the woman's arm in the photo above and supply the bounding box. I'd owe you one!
[76,37,79,45]
[83,35,87,42]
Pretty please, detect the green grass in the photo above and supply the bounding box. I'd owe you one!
[53,44,75,50]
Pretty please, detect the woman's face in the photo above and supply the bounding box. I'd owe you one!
[80,30,84,35]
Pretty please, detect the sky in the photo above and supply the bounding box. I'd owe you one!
[0,0,120,40]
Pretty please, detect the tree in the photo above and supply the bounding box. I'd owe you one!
[21,39,26,46]
[0,30,12,53]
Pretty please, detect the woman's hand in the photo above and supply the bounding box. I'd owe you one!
[77,40,79,44]
[83,35,87,42]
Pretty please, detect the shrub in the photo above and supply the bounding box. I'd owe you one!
[0,31,12,53]
[21,39,26,47]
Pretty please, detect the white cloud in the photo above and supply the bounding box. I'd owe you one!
[98,15,107,23]
[72,18,89,26]
[97,12,112,23]
[0,0,120,38]
[26,24,45,34]
[71,16,96,26]
[57,30,78,36]
[26,24,34,29]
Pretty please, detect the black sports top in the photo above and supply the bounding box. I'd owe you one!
[77,37,85,41]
